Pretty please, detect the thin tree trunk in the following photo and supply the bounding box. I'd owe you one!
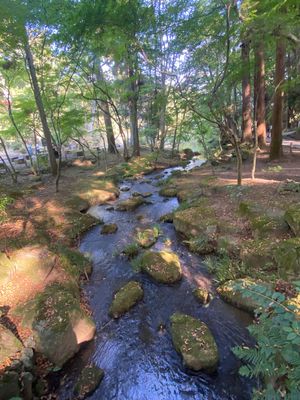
[24,34,57,175]
[97,64,118,154]
[270,38,286,160]
[0,137,17,183]
[241,40,252,142]
[128,58,140,156]
[255,43,267,147]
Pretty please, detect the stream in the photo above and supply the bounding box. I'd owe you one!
[58,160,255,400]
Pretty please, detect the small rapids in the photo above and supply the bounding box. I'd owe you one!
[58,159,255,400]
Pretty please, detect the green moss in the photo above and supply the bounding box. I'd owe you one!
[135,226,160,248]
[115,196,145,211]
[122,243,140,259]
[74,365,104,398]
[285,204,300,236]
[159,187,178,197]
[135,250,182,283]
[274,238,300,278]
[53,245,92,279]
[185,235,217,255]
[159,212,174,223]
[170,313,219,372]
[109,281,143,318]
[193,288,210,304]
[101,223,118,234]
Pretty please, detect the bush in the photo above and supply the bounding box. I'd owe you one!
[232,281,300,399]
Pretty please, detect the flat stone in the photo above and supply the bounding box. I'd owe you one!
[0,325,23,364]
[171,313,219,372]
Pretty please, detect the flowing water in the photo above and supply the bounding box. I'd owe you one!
[58,160,255,400]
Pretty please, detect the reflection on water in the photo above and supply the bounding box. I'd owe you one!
[58,159,255,400]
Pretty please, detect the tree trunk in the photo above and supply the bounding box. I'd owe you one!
[24,34,57,175]
[254,44,267,147]
[241,40,252,142]
[270,38,286,160]
[97,64,117,154]
[128,58,140,156]
[0,137,17,183]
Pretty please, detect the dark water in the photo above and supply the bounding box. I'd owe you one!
[58,161,255,400]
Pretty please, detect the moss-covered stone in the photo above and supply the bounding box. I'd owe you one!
[0,371,20,400]
[101,223,118,234]
[0,325,23,364]
[185,235,217,255]
[136,251,182,283]
[109,281,143,318]
[135,227,159,248]
[159,212,174,223]
[159,187,178,197]
[173,204,217,239]
[14,283,96,366]
[74,365,104,399]
[217,278,268,314]
[240,239,275,271]
[132,191,152,198]
[193,288,210,304]
[273,238,300,277]
[115,196,145,211]
[170,313,218,372]
[285,204,300,236]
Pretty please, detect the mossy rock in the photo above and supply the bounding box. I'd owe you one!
[65,197,90,213]
[170,313,219,372]
[217,235,241,258]
[136,251,182,284]
[273,238,300,277]
[173,205,217,239]
[185,235,217,255]
[115,196,145,211]
[0,371,20,400]
[217,278,269,314]
[74,365,104,399]
[135,227,159,248]
[250,214,288,239]
[159,212,174,223]
[159,187,178,197]
[285,204,300,236]
[193,288,210,304]
[101,223,118,234]
[132,191,152,198]
[14,283,96,366]
[54,245,92,279]
[0,325,23,364]
[109,281,143,318]
[240,239,275,271]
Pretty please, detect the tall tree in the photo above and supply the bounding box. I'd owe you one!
[270,37,286,160]
[241,39,252,142]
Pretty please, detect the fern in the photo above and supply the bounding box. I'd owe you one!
[232,281,300,399]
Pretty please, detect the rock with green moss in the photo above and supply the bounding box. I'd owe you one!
[74,364,104,399]
[101,223,118,234]
[250,214,288,239]
[136,251,182,284]
[217,278,268,314]
[285,204,300,236]
[135,227,159,248]
[273,238,300,277]
[109,281,143,318]
[159,187,178,197]
[173,205,217,239]
[132,191,152,198]
[193,288,210,304]
[240,239,275,271]
[0,371,20,400]
[185,235,217,255]
[159,212,174,223]
[0,325,23,364]
[170,313,219,372]
[14,283,96,367]
[115,196,145,211]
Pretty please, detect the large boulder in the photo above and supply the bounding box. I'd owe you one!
[115,196,145,211]
[109,281,143,318]
[217,278,268,314]
[136,251,182,284]
[14,283,96,367]
[173,205,217,239]
[74,364,104,399]
[170,313,219,372]
[285,204,300,236]
[0,325,23,364]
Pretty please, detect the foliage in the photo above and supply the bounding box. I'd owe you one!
[0,194,13,223]
[233,282,300,399]
[204,253,246,283]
